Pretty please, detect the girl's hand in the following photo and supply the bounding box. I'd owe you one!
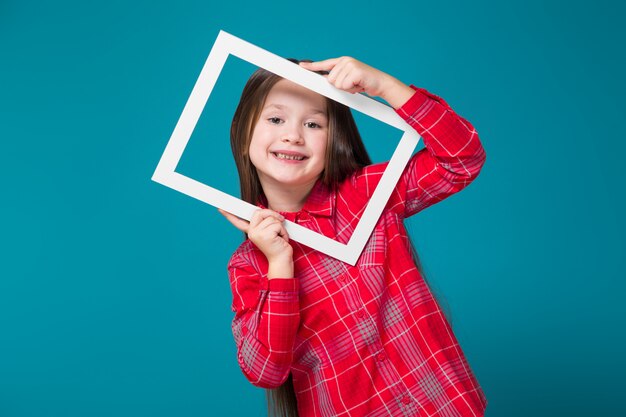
[299,57,415,109]
[219,208,294,278]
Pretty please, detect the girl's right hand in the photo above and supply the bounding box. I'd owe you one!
[219,209,294,278]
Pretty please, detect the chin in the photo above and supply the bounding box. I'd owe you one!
[276,179,309,187]
[273,176,316,188]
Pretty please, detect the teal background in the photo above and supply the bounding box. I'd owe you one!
[1,0,624,416]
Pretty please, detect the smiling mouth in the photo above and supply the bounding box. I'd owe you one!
[272,152,307,161]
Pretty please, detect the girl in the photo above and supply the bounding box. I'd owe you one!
[220,56,487,417]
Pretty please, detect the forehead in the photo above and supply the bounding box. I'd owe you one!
[263,79,327,113]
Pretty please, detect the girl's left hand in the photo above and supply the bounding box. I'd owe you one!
[299,57,414,108]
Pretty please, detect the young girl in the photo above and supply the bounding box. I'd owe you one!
[220,56,487,417]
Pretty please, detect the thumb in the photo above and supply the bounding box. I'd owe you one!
[218,208,250,233]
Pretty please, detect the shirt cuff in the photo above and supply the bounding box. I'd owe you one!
[267,278,299,292]
[397,84,449,114]
[396,85,427,114]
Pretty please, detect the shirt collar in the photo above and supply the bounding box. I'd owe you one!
[257,180,335,219]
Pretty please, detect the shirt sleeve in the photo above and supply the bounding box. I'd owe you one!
[353,85,486,218]
[227,250,300,389]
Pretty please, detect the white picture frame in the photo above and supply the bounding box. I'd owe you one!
[152,30,421,265]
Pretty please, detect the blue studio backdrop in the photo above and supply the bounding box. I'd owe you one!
[1,1,625,416]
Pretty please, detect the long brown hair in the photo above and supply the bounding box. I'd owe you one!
[229,59,433,417]
[230,59,371,206]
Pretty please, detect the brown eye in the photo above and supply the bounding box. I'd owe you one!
[305,122,321,128]
[268,117,283,124]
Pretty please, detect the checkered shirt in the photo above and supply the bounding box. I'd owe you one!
[227,86,488,417]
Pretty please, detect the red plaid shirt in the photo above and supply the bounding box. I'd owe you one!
[227,86,487,417]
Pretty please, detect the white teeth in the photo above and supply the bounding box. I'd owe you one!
[274,153,305,161]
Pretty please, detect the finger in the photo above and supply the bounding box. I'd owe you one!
[278,225,289,243]
[335,69,352,90]
[262,221,283,236]
[257,217,283,233]
[257,209,284,221]
[333,61,362,91]
[344,85,366,94]
[257,217,289,238]
[326,57,353,84]
[269,223,291,244]
[249,221,283,245]
[345,77,366,92]
[333,69,358,92]
[218,209,250,232]
[299,58,341,73]
[326,60,344,84]
[250,209,284,228]
[220,210,250,232]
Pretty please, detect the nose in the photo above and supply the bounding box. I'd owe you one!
[281,135,303,145]
[281,124,304,144]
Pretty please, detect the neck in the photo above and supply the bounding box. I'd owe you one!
[260,179,318,213]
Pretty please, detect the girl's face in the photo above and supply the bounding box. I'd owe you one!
[249,79,329,191]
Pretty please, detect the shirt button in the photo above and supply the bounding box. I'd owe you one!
[339,275,346,282]
[402,396,412,405]
[356,311,365,318]
[377,353,386,362]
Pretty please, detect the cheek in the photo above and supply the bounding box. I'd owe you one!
[248,146,261,167]
[248,133,266,156]
[247,140,263,169]
[312,139,329,173]
[316,135,330,158]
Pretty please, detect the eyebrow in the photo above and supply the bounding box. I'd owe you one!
[263,103,327,117]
